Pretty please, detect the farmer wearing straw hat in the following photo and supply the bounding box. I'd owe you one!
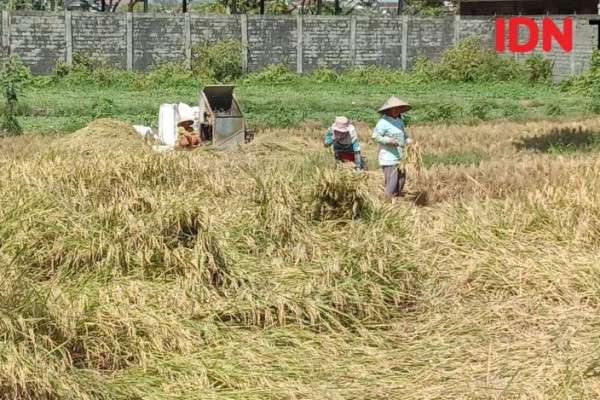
[177,103,201,148]
[372,96,413,197]
[324,116,366,170]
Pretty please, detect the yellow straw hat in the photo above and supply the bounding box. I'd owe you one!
[378,96,411,113]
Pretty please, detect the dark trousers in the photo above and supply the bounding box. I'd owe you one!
[382,165,406,197]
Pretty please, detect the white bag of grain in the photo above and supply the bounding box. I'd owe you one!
[158,103,178,146]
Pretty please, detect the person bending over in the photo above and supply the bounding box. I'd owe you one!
[324,116,365,170]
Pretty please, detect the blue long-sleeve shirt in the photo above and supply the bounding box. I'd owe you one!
[324,125,364,169]
[324,125,361,153]
[372,115,410,166]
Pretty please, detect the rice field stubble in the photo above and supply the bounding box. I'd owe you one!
[0,117,599,399]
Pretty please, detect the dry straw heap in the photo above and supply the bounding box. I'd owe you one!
[0,117,599,399]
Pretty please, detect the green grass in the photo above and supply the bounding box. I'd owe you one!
[15,80,593,134]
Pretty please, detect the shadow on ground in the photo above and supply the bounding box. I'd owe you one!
[514,127,600,153]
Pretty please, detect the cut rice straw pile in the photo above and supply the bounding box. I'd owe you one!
[0,117,599,399]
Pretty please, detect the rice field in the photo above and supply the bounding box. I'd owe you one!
[1,116,600,399]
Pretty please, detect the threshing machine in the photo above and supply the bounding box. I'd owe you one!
[198,85,254,149]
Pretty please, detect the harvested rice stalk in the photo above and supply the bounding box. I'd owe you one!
[311,167,374,220]
[405,141,424,178]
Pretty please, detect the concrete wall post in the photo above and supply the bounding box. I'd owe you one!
[126,12,133,70]
[184,13,191,67]
[65,11,72,64]
[349,16,357,67]
[296,14,303,74]
[401,15,408,71]
[241,14,248,72]
[2,11,10,56]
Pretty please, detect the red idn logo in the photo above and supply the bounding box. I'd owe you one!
[496,17,573,53]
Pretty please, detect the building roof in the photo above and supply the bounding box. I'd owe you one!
[460,0,538,2]
[459,0,599,15]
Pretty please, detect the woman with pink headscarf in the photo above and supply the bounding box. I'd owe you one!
[324,116,365,170]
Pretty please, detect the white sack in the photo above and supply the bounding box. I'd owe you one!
[158,103,178,146]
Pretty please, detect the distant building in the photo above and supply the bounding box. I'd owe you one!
[378,0,399,14]
[458,0,600,15]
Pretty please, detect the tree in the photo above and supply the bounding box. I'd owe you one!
[204,0,450,15]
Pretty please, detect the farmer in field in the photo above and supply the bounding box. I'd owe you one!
[324,116,365,170]
[372,97,413,198]
[177,103,201,148]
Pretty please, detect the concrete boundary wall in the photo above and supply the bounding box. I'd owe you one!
[0,11,597,78]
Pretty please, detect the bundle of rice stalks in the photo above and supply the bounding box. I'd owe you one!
[405,141,424,177]
[311,168,375,220]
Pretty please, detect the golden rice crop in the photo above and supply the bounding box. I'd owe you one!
[0,117,599,399]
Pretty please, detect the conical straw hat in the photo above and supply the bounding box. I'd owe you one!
[177,102,195,124]
[378,96,411,113]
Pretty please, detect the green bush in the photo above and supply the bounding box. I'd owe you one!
[409,57,438,83]
[53,59,72,79]
[586,100,600,115]
[0,56,32,86]
[0,57,32,136]
[591,49,600,72]
[545,103,563,116]
[340,66,408,85]
[0,100,31,116]
[191,1,228,13]
[92,98,116,118]
[409,38,546,84]
[311,68,338,83]
[137,62,197,89]
[404,0,445,16]
[243,64,299,84]
[411,40,552,84]
[52,52,138,88]
[500,103,524,119]
[588,51,600,110]
[561,50,600,95]
[438,37,524,83]
[52,53,93,82]
[422,102,459,122]
[192,40,244,82]
[73,53,94,69]
[265,0,288,13]
[524,54,553,83]
[470,100,494,120]
[587,81,600,114]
